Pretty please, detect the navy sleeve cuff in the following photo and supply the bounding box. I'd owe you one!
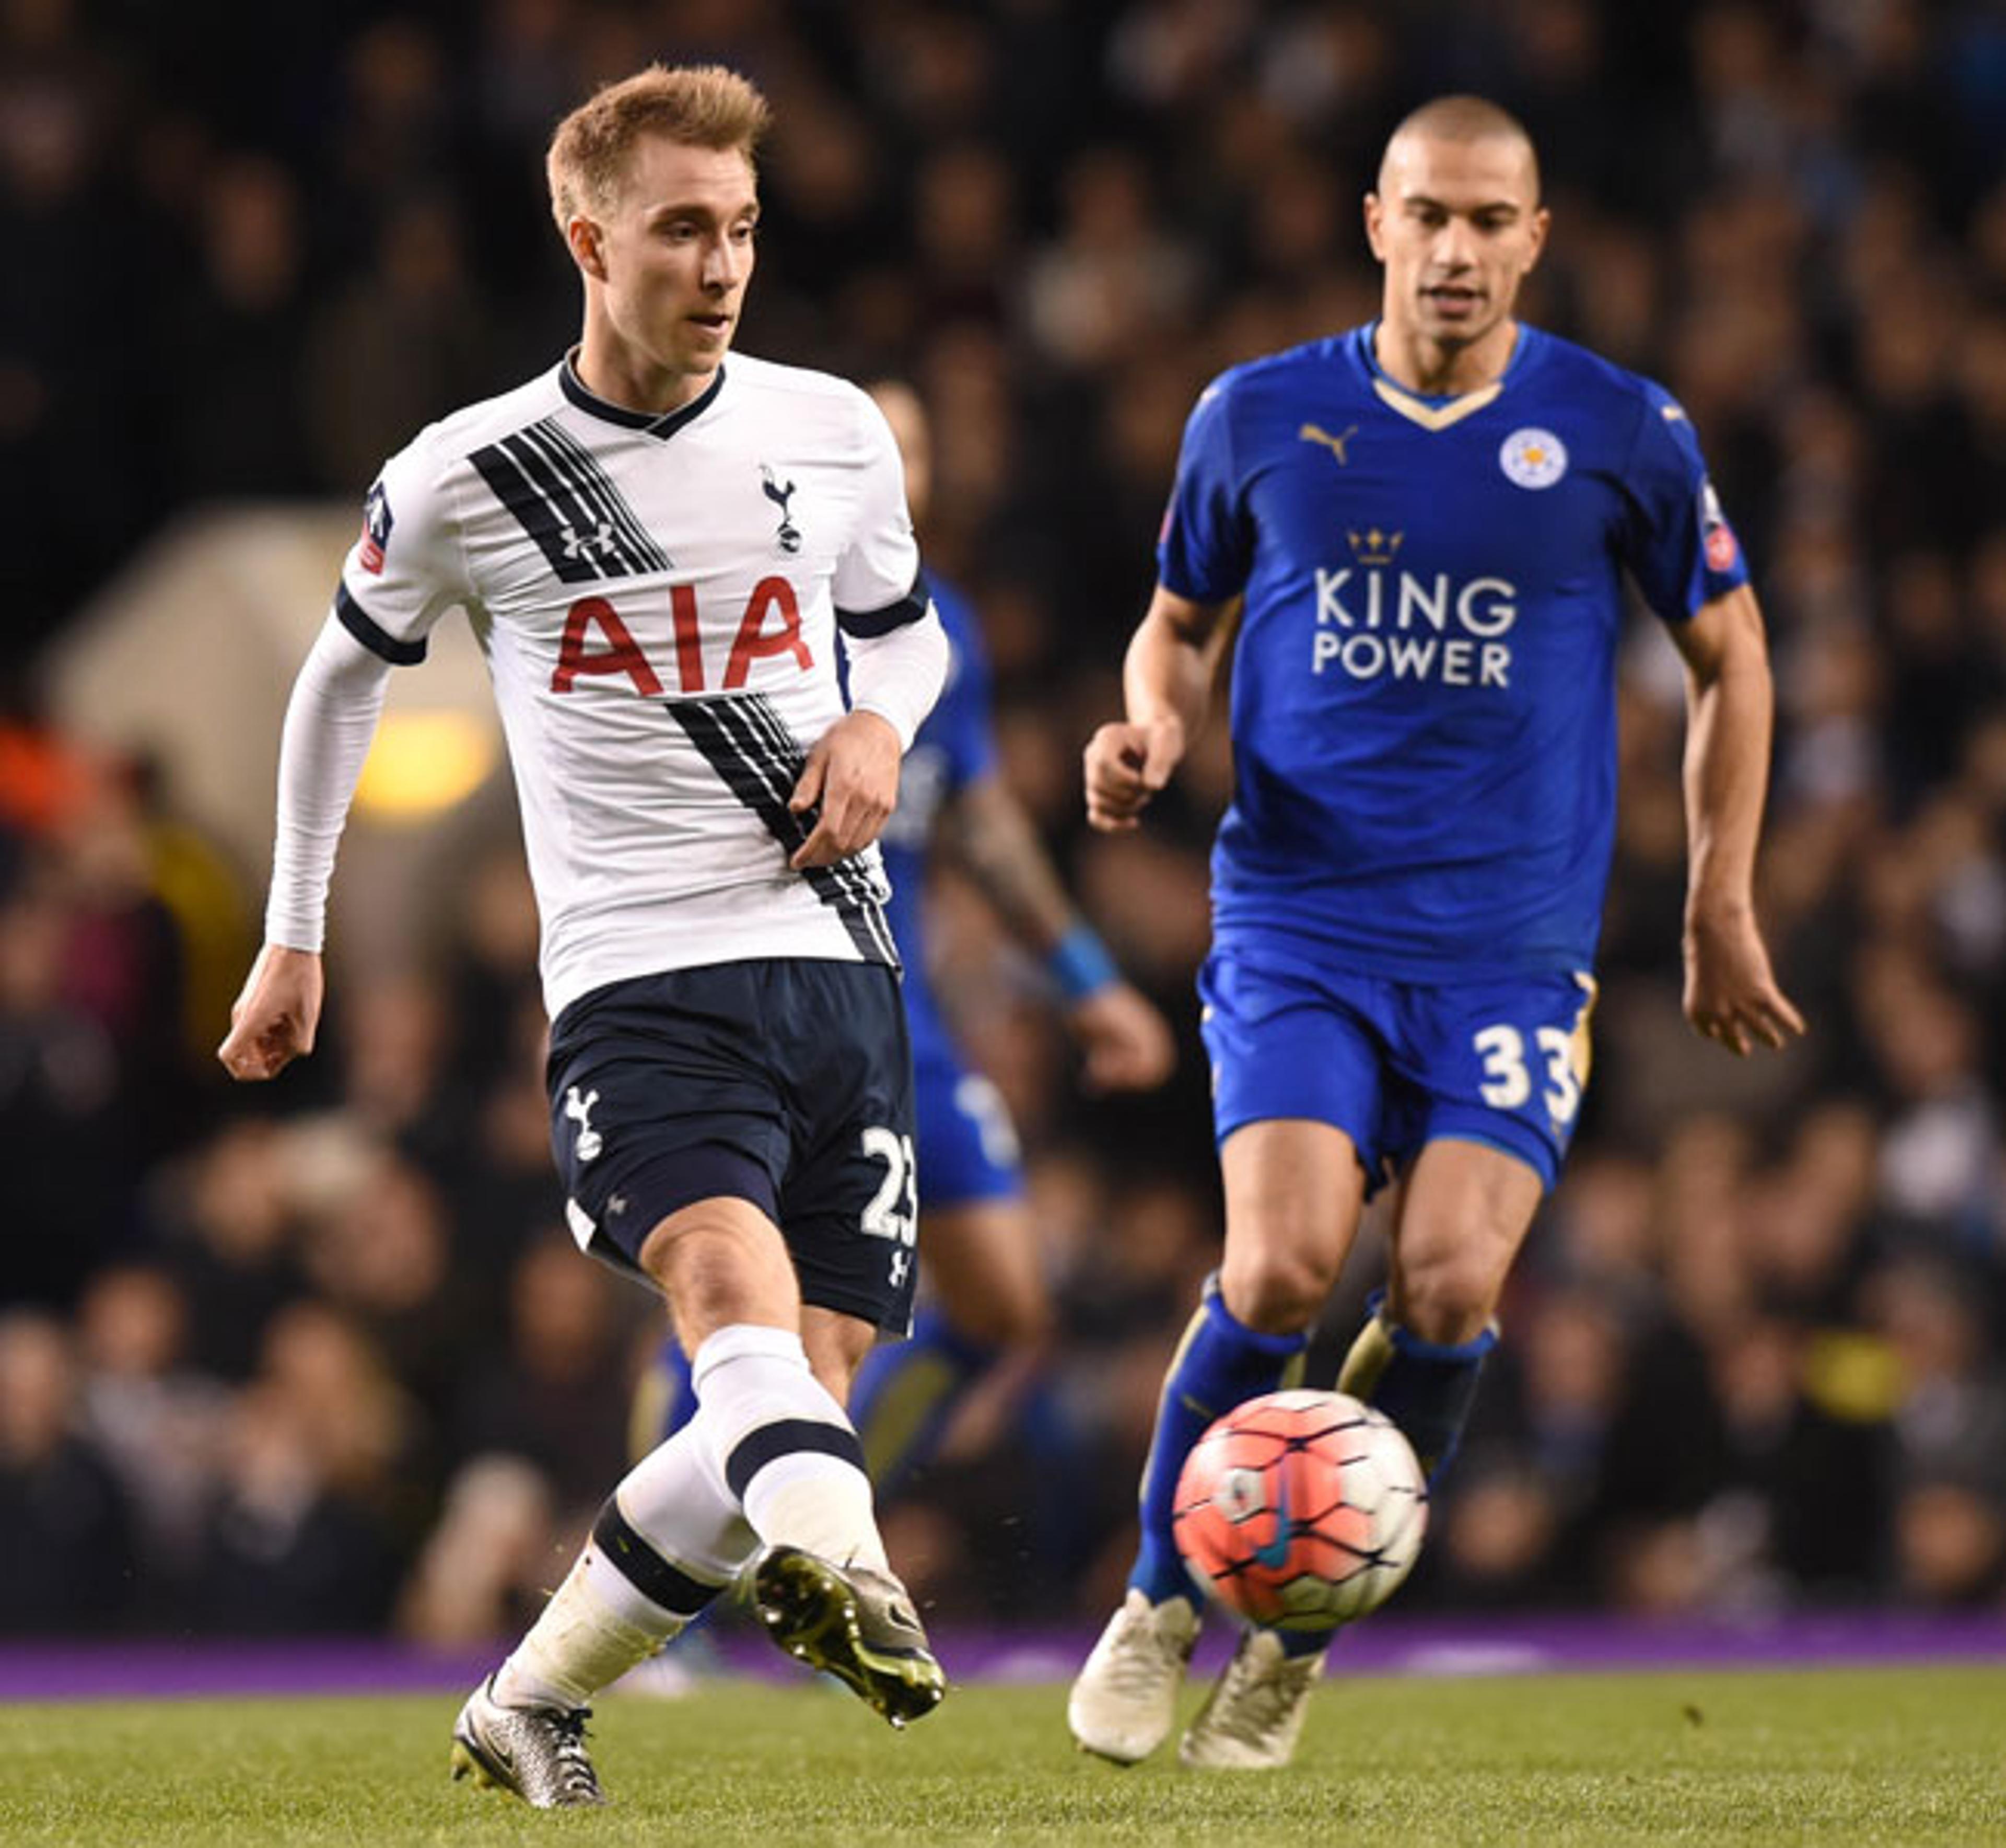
[335,583,427,665]
[836,565,930,638]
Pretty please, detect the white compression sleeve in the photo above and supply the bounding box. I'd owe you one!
[844,607,948,752]
[263,615,393,952]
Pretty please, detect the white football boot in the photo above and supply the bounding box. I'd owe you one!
[1067,1589,1201,1763]
[1177,1628,1326,1770]
[449,1674,608,1808]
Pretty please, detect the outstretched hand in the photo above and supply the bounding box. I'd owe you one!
[217,944,325,1081]
[789,710,902,868]
[1682,903,1805,1057]
[1083,714,1185,832]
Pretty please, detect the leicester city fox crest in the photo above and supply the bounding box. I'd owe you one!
[761,464,802,554]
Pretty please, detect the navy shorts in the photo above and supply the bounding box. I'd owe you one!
[1198,942,1597,1192]
[912,1038,1022,1210]
[546,960,919,1333]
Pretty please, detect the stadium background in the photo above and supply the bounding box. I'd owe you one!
[1,0,2002,1648]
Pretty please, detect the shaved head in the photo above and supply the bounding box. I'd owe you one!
[1363,93,1548,393]
[1379,96,1540,203]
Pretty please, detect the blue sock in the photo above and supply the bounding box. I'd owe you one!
[849,1305,996,1496]
[1337,1289,1496,1485]
[1130,1276,1308,1608]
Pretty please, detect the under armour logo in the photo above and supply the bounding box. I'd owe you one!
[761,464,802,554]
[890,1247,911,1288]
[561,520,617,562]
[564,1085,602,1161]
[1299,422,1358,466]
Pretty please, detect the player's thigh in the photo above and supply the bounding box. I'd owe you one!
[912,1048,1042,1344]
[1386,967,1596,1195]
[639,1195,801,1350]
[769,961,924,1338]
[546,966,793,1289]
[1200,946,1381,1328]
[1217,1119,1370,1331]
[1387,1137,1545,1340]
[1200,947,1390,1175]
[916,1199,1047,1348]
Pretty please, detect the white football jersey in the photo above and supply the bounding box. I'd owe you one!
[336,352,927,1020]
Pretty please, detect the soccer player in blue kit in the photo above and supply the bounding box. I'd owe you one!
[636,380,1176,1495]
[1068,95,1805,1771]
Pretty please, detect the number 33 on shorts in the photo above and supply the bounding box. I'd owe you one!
[1471,974,1596,1136]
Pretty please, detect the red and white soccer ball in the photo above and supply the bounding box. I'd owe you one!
[1173,1389,1428,1633]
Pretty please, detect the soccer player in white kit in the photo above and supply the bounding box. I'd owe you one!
[217,65,951,1807]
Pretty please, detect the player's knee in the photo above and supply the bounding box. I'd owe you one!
[1219,1244,1338,1336]
[1391,1247,1502,1346]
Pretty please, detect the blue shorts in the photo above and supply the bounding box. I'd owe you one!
[1198,943,1597,1192]
[546,960,918,1332]
[913,1038,1022,1210]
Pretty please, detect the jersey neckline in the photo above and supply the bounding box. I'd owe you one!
[558,349,727,440]
[1350,322,1539,431]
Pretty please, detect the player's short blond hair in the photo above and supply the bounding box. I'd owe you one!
[545,64,770,231]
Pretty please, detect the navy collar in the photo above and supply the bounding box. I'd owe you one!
[559,350,726,439]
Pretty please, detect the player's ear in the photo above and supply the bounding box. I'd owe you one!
[1362,191,1387,262]
[1522,205,1551,276]
[567,214,609,282]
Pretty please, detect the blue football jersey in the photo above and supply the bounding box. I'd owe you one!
[873,576,998,1051]
[1160,322,1749,981]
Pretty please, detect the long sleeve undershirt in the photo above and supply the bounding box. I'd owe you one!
[845,607,948,750]
[263,615,391,952]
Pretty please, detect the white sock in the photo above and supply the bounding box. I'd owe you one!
[492,1558,666,1712]
[493,1425,751,1710]
[691,1323,889,1572]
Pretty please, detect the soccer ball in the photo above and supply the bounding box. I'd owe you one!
[1172,1388,1428,1632]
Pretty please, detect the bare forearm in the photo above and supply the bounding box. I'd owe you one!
[1681,607,1774,922]
[953,776,1078,953]
[1123,591,1218,742]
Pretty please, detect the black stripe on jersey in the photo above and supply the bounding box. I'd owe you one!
[669,694,897,967]
[496,424,664,576]
[836,565,931,638]
[705,696,896,965]
[590,1499,727,1617]
[335,583,427,665]
[730,696,898,962]
[520,420,673,575]
[468,419,667,582]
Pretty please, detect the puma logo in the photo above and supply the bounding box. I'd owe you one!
[1299,422,1358,465]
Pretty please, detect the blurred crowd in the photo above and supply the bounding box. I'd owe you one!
[3,0,2004,1641]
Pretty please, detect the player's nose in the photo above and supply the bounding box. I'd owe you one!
[701,236,745,290]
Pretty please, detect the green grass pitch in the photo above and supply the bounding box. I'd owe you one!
[3,1667,2002,1846]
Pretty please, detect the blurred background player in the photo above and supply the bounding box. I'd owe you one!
[1069,95,1805,1771]
[635,380,1176,1510]
[217,64,951,1806]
